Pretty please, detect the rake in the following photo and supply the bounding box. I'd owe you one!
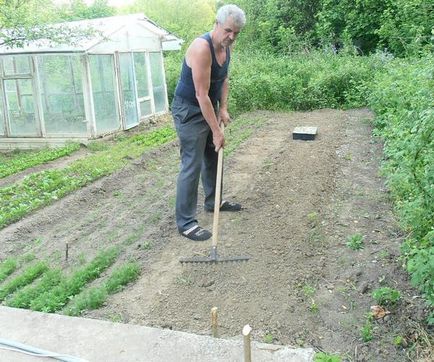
[180,124,250,264]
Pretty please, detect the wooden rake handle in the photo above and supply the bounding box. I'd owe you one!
[211,123,224,248]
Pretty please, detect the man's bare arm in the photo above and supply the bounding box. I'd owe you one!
[187,39,224,150]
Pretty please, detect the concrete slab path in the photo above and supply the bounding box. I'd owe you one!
[0,307,314,361]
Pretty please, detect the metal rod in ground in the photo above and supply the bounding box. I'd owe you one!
[65,242,69,262]
[243,324,252,362]
[211,307,218,337]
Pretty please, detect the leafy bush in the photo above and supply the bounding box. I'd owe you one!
[164,50,380,117]
[368,54,433,322]
[230,51,375,115]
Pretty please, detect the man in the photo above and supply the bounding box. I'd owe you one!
[171,4,246,241]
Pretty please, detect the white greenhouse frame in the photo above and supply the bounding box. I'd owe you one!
[0,14,182,149]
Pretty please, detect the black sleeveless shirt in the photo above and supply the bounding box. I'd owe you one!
[174,32,230,107]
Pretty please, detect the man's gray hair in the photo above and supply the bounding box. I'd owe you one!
[216,4,246,28]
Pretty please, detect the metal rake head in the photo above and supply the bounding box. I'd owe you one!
[179,255,250,264]
[180,246,250,264]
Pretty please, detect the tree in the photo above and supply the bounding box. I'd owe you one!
[0,0,111,49]
[377,0,433,56]
[57,0,115,21]
[125,0,215,44]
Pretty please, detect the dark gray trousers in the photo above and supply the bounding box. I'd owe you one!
[172,96,219,231]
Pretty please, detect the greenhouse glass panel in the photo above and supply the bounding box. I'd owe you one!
[133,52,149,98]
[3,55,31,76]
[150,52,166,113]
[90,55,120,134]
[139,100,152,117]
[4,79,39,136]
[37,55,86,135]
[119,53,138,128]
[0,93,4,136]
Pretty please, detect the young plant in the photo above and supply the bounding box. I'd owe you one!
[360,315,374,342]
[0,261,48,301]
[30,247,120,312]
[0,126,176,230]
[346,233,365,250]
[372,287,401,306]
[0,258,18,283]
[263,333,274,344]
[64,262,140,316]
[104,262,140,294]
[0,143,80,179]
[6,269,64,308]
[314,352,342,362]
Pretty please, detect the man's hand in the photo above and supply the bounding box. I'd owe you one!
[213,127,225,152]
[218,108,231,126]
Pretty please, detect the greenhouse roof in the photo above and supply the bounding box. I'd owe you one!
[0,13,183,55]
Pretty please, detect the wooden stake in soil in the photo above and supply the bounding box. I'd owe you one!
[211,307,218,337]
[65,242,69,262]
[242,324,252,362]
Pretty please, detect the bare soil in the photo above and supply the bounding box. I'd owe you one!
[0,109,431,361]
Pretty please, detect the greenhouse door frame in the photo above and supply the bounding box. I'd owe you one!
[115,52,140,130]
[0,56,44,138]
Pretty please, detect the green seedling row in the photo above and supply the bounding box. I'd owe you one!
[0,258,18,283]
[30,247,120,312]
[0,261,48,301]
[104,262,140,294]
[64,262,140,316]
[0,126,176,229]
[6,269,64,309]
[0,143,80,179]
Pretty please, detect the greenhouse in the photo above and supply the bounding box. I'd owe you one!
[0,14,182,149]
